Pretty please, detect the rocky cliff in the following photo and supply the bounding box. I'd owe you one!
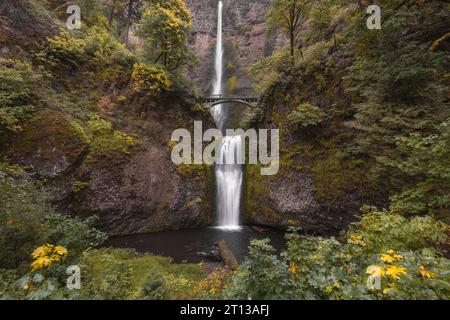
[186,0,280,93]
[0,0,215,236]
[186,0,346,232]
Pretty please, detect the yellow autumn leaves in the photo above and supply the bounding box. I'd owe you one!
[366,249,437,294]
[288,262,298,274]
[380,249,404,264]
[31,244,68,271]
[367,250,406,281]
[132,63,171,95]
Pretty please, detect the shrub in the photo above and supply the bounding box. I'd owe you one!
[386,119,450,217]
[79,248,205,300]
[0,162,106,270]
[140,271,170,300]
[84,27,136,68]
[132,63,171,96]
[44,213,107,257]
[30,244,68,271]
[85,115,137,157]
[36,30,86,69]
[0,163,48,269]
[0,59,40,131]
[83,261,134,300]
[221,209,450,300]
[287,103,325,130]
[223,239,289,300]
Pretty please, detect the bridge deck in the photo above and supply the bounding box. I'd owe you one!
[202,94,259,105]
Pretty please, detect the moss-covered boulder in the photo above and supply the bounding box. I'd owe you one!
[4,111,88,178]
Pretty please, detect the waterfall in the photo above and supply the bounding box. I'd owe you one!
[213,0,243,231]
[212,0,223,96]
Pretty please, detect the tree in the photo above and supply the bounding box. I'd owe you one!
[266,0,312,65]
[124,0,135,46]
[136,0,192,71]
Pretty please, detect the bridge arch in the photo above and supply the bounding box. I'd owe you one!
[202,94,259,109]
[210,99,256,108]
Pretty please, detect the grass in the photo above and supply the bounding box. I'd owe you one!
[83,248,206,299]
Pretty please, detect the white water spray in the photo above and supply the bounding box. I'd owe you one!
[213,0,243,231]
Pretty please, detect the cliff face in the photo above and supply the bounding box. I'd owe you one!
[187,1,356,232]
[0,0,215,236]
[3,107,215,236]
[186,0,278,93]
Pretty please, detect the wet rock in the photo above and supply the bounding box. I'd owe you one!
[198,248,222,262]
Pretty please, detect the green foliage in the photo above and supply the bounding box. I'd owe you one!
[136,0,193,71]
[0,164,48,269]
[82,252,134,300]
[78,248,205,300]
[84,26,136,68]
[44,214,107,257]
[248,50,290,94]
[347,208,449,255]
[36,30,86,69]
[222,210,450,300]
[140,270,170,300]
[386,120,450,216]
[287,103,325,129]
[0,59,40,132]
[311,151,365,206]
[78,0,110,28]
[341,0,450,198]
[305,0,332,42]
[0,161,106,275]
[266,0,313,64]
[85,115,137,157]
[223,239,289,300]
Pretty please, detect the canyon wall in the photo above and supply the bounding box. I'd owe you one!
[186,0,281,93]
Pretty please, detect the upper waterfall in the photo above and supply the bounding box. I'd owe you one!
[213,0,223,96]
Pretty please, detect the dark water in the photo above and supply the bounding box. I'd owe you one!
[103,226,286,263]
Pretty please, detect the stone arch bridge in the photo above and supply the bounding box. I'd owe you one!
[202,94,259,108]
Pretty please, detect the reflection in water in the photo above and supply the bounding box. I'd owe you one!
[103,227,285,263]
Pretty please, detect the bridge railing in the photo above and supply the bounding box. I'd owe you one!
[203,94,259,100]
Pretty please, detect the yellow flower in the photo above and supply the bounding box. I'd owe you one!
[31,256,52,271]
[348,234,365,245]
[419,265,436,279]
[386,249,395,254]
[380,253,395,263]
[54,246,68,256]
[393,254,403,261]
[288,262,298,274]
[32,245,53,259]
[385,265,406,280]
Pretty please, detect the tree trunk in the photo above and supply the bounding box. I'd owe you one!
[290,29,295,65]
[109,0,116,27]
[216,240,238,270]
[124,0,134,47]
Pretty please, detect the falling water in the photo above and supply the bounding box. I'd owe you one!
[213,0,243,231]
[212,0,223,96]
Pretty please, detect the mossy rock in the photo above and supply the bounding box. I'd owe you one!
[5,111,88,178]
